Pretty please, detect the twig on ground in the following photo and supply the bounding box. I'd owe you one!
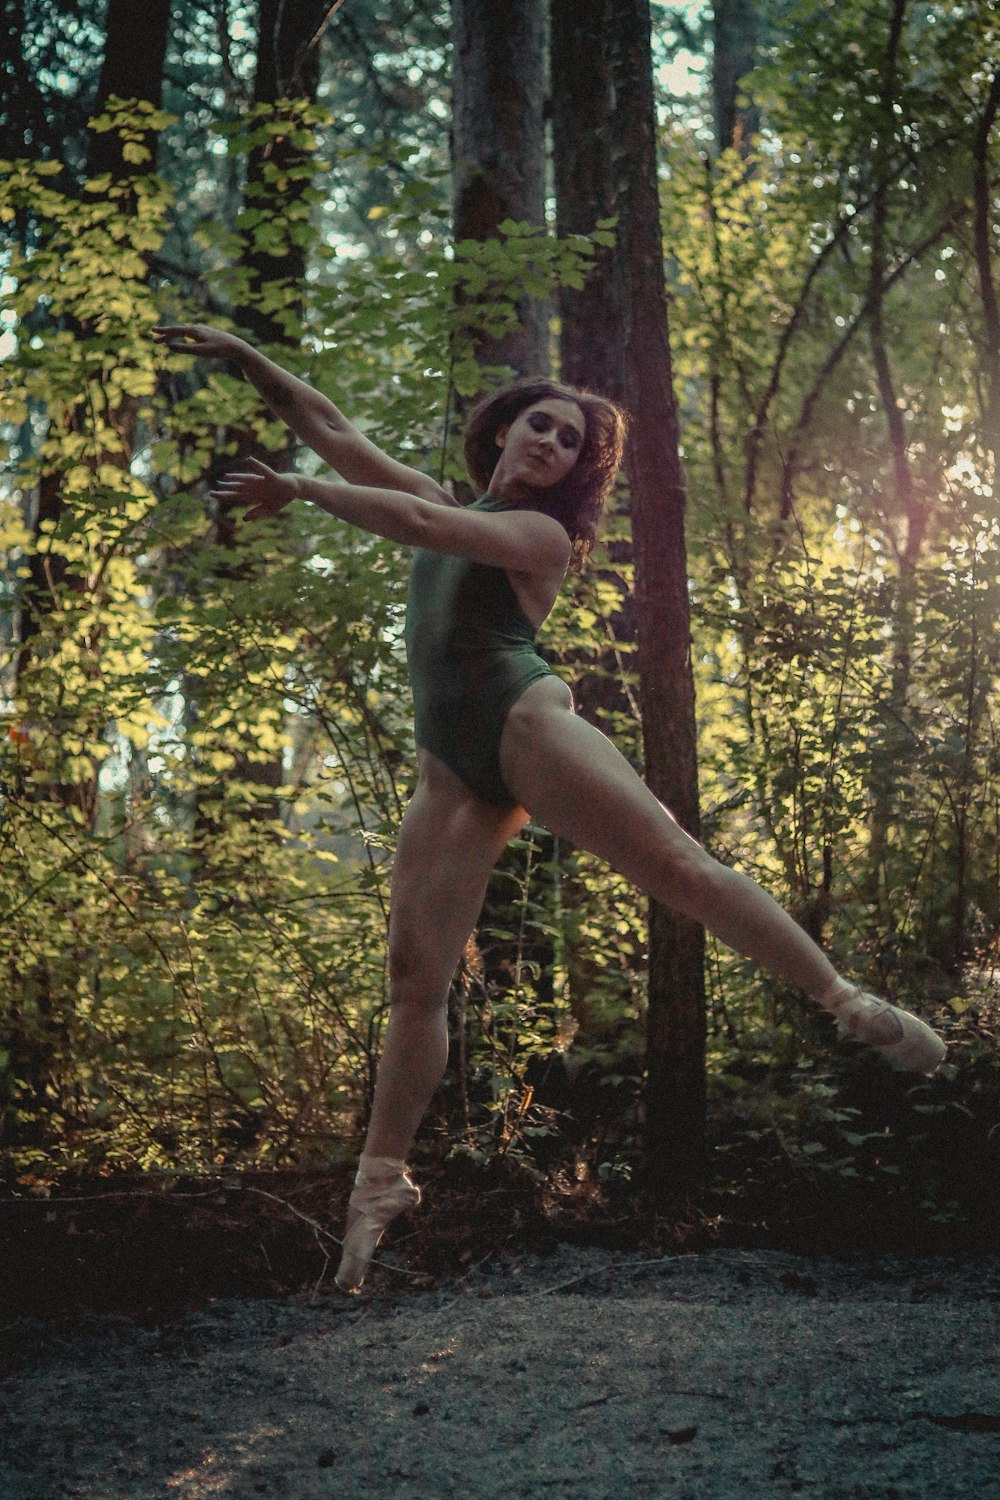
[310,1225,331,1301]
[243,1185,423,1282]
[528,1255,686,1297]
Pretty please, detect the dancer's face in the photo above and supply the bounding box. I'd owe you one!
[494,399,586,491]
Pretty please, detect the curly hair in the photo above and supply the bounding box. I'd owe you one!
[463,377,628,570]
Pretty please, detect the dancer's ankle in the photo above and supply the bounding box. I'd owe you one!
[814,975,856,1012]
[356,1151,408,1183]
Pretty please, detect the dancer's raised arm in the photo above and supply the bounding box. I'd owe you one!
[152,324,454,506]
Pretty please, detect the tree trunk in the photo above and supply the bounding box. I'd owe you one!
[207,0,330,822]
[971,68,1000,495]
[863,0,929,917]
[550,0,637,1044]
[447,0,551,1093]
[712,0,761,156]
[88,0,172,178]
[551,0,622,394]
[5,0,172,1154]
[451,0,548,375]
[617,0,706,1200]
[233,0,329,347]
[552,0,706,1198]
[15,0,172,705]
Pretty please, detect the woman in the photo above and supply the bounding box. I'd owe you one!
[153,324,946,1292]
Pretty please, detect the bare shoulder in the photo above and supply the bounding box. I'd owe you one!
[506,508,573,569]
[420,497,571,579]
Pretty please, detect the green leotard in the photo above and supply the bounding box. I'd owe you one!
[404,496,554,807]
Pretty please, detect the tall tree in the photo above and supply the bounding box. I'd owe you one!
[15,0,172,709]
[552,0,706,1197]
[451,0,548,375]
[862,0,929,918]
[616,0,706,1199]
[234,0,331,347]
[203,0,332,824]
[972,66,1000,490]
[551,0,621,394]
[712,0,760,155]
[550,0,637,1046]
[4,0,172,1150]
[88,0,171,178]
[447,0,551,1093]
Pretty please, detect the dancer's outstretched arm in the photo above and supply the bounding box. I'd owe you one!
[211,457,571,575]
[152,323,453,506]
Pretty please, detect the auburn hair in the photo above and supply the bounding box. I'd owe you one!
[462,377,627,570]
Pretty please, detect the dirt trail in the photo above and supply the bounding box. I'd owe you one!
[3,1247,999,1499]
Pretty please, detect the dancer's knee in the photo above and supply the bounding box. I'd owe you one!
[388,931,450,1011]
[650,838,722,921]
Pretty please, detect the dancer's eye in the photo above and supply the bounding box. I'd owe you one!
[527,409,583,449]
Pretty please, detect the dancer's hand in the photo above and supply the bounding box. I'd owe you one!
[152,324,251,362]
[210,458,297,522]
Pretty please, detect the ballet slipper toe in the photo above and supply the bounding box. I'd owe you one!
[821,983,946,1075]
[334,1166,421,1294]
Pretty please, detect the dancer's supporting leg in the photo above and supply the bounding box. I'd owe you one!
[500,679,946,1073]
[335,762,524,1291]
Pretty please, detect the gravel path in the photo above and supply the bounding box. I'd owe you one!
[3,1248,1000,1499]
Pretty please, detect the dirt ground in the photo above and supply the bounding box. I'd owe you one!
[3,1243,1000,1500]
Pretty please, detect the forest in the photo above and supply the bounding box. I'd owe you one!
[1,0,999,1272]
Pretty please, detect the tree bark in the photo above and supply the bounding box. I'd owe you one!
[451,0,548,375]
[234,0,330,346]
[550,0,637,1046]
[447,0,550,1079]
[552,0,706,1198]
[207,0,330,822]
[88,0,171,178]
[618,1,706,1200]
[551,0,622,394]
[16,0,172,701]
[863,0,929,916]
[971,68,1000,494]
[712,0,761,156]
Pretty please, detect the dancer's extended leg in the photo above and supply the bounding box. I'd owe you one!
[500,680,945,1073]
[335,761,525,1291]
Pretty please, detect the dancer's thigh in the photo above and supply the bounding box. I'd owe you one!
[499,679,709,905]
[388,754,527,993]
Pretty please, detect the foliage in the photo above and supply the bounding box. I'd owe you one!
[0,101,613,1182]
[663,0,1000,1002]
[0,2,998,1241]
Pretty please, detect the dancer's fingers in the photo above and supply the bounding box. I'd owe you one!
[214,471,269,490]
[151,324,196,346]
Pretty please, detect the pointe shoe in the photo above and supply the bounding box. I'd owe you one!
[334,1156,421,1294]
[820,980,946,1075]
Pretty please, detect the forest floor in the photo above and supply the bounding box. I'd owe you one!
[2,1172,1000,1499]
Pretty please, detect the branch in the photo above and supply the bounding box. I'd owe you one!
[305,0,350,55]
[778,207,965,520]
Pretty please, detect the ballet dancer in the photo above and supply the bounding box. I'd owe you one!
[153,323,947,1291]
